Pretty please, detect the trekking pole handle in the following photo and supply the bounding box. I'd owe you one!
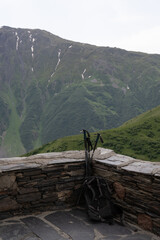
[93,133,100,152]
[91,133,104,160]
[100,135,104,143]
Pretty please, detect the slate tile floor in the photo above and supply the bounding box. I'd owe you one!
[0,208,159,240]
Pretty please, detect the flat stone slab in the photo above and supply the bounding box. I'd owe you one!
[0,208,158,240]
[93,148,115,159]
[0,163,41,172]
[94,149,160,176]
[0,223,37,240]
[21,216,66,240]
[45,211,95,240]
[95,154,135,167]
[122,161,160,175]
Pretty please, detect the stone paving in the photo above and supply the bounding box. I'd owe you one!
[0,208,159,240]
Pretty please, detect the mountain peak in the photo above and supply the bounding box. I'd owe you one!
[0,26,160,157]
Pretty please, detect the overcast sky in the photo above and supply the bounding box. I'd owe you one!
[1,0,160,54]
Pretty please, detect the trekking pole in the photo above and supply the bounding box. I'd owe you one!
[81,129,93,177]
[77,129,90,205]
[86,130,93,176]
[90,133,104,161]
[82,129,89,177]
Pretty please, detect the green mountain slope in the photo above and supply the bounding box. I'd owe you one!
[1,26,160,157]
[25,105,160,162]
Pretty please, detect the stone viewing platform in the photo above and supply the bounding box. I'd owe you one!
[0,148,160,238]
[0,208,159,240]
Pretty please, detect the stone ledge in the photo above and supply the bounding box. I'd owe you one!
[94,148,160,176]
[0,147,160,176]
[0,152,85,173]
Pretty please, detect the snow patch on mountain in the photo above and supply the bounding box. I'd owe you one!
[29,34,32,41]
[51,72,55,78]
[81,69,86,79]
[31,46,34,59]
[58,49,61,58]
[55,59,60,71]
[15,32,19,50]
[51,49,61,78]
[27,31,36,59]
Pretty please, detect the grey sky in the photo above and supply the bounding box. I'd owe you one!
[1,0,160,54]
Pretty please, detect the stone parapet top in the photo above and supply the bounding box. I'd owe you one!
[0,148,160,176]
[94,148,160,176]
[0,151,85,173]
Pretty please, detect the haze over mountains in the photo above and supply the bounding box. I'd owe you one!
[1,26,160,157]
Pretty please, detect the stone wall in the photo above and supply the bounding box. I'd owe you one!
[0,151,85,219]
[92,148,160,236]
[0,148,160,236]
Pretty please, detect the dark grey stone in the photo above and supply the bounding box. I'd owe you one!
[69,208,88,221]
[22,234,41,240]
[21,216,66,240]
[93,221,132,236]
[23,169,42,176]
[100,236,122,240]
[1,163,41,172]
[122,232,152,240]
[0,212,12,220]
[17,192,41,203]
[6,220,20,223]
[0,223,32,240]
[45,211,95,240]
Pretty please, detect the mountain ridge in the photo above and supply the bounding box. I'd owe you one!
[1,26,160,157]
[25,105,160,162]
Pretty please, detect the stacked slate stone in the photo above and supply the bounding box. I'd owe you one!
[93,151,160,237]
[0,154,85,219]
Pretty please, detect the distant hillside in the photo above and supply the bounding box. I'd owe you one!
[25,105,160,162]
[1,26,160,157]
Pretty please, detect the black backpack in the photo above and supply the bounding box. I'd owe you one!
[82,176,123,223]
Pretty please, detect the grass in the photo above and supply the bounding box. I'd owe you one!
[24,105,160,162]
[2,89,25,157]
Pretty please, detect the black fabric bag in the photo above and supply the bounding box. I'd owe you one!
[83,176,123,223]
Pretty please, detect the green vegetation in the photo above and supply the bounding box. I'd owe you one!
[0,97,10,135]
[2,89,25,157]
[1,26,160,157]
[20,82,43,151]
[25,105,160,162]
